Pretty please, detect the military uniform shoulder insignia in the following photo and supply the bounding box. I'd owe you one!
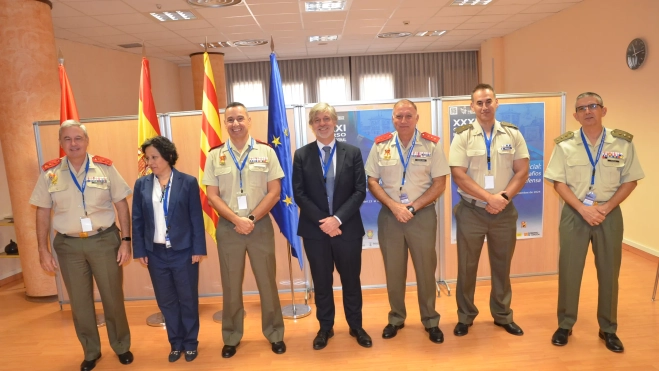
[209,141,225,152]
[254,138,272,148]
[611,129,633,142]
[501,122,519,130]
[91,155,113,166]
[554,131,574,144]
[41,158,61,172]
[375,132,393,144]
[454,124,472,135]
[421,132,439,143]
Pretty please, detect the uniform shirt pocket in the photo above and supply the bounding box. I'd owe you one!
[377,158,399,182]
[48,184,71,211]
[466,149,486,170]
[248,163,268,187]
[600,159,625,185]
[85,181,112,213]
[497,147,516,169]
[566,156,590,184]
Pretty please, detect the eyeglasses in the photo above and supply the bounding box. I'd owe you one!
[575,103,602,113]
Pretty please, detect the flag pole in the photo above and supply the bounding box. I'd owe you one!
[282,242,311,319]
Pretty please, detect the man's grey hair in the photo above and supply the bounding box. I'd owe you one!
[575,92,603,107]
[59,120,89,139]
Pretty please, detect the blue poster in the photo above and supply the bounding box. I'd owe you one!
[336,109,393,249]
[448,103,545,243]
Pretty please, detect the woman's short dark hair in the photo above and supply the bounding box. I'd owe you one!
[141,136,178,167]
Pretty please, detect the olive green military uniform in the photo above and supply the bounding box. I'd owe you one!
[365,130,450,328]
[29,154,132,361]
[545,127,644,333]
[448,121,530,325]
[202,136,285,345]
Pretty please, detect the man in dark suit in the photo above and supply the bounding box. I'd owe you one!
[292,102,371,350]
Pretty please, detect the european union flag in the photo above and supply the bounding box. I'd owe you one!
[267,52,303,269]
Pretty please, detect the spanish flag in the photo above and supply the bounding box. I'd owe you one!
[199,52,223,241]
[137,56,161,177]
[58,61,80,157]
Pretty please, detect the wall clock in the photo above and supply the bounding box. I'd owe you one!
[626,38,647,70]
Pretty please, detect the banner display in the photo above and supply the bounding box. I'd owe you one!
[334,109,393,249]
[448,103,545,243]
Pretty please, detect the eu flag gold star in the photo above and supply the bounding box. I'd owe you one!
[284,128,289,137]
[283,195,293,206]
[272,136,282,147]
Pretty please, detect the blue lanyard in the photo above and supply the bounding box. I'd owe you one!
[317,143,336,182]
[68,155,90,215]
[227,138,254,192]
[158,172,173,220]
[580,128,606,187]
[395,130,417,189]
[483,126,494,171]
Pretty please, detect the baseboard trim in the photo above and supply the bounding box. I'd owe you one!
[0,272,23,287]
[623,239,659,262]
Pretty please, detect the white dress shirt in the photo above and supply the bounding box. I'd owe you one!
[152,173,173,245]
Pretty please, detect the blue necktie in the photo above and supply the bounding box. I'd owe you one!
[323,146,334,215]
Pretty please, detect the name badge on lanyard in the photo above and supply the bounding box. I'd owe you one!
[227,138,255,210]
[580,128,606,206]
[395,130,417,200]
[483,126,495,190]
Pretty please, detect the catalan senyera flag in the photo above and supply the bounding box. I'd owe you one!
[58,62,80,157]
[137,56,161,177]
[199,52,223,241]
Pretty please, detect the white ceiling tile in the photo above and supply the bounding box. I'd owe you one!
[421,21,465,30]
[217,25,265,35]
[194,5,252,18]
[391,7,441,19]
[145,37,193,46]
[521,2,576,13]
[133,30,182,40]
[249,2,300,15]
[262,23,304,32]
[70,26,125,37]
[344,18,387,27]
[174,27,223,37]
[93,13,154,26]
[53,16,107,28]
[479,29,516,37]
[256,14,300,25]
[428,15,472,23]
[455,22,497,30]
[57,36,98,45]
[395,45,428,52]
[302,12,348,22]
[477,5,531,15]
[115,23,168,33]
[349,0,400,10]
[90,34,140,45]
[226,32,269,40]
[543,0,583,2]
[343,26,381,35]
[470,14,511,23]
[160,44,203,53]
[304,20,345,30]
[54,28,85,39]
[125,0,193,12]
[497,19,536,28]
[506,12,554,22]
[161,19,214,31]
[493,0,542,4]
[208,16,258,27]
[65,1,137,16]
[347,9,395,19]
[436,6,485,16]
[51,2,86,17]
[445,29,482,36]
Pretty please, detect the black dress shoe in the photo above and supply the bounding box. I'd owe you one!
[349,328,373,348]
[599,330,624,353]
[551,328,572,346]
[425,326,444,344]
[453,322,472,337]
[313,329,334,350]
[494,321,524,336]
[168,350,182,362]
[382,323,404,339]
[222,344,238,358]
[80,353,101,371]
[271,341,286,354]
[184,350,198,362]
[117,351,134,365]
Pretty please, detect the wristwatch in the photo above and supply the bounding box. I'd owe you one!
[248,214,256,221]
[501,193,509,200]
[406,206,416,215]
[121,237,131,242]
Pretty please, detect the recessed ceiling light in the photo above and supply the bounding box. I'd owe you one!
[305,1,346,12]
[415,30,447,37]
[118,43,143,48]
[233,39,268,47]
[377,32,412,39]
[187,0,242,8]
[451,0,493,5]
[149,10,197,22]
[199,41,234,48]
[309,35,339,42]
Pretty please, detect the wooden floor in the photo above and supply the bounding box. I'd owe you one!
[1,249,658,371]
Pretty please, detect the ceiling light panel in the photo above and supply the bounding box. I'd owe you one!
[451,0,493,5]
[305,1,347,12]
[415,30,447,37]
[309,35,339,42]
[149,11,197,22]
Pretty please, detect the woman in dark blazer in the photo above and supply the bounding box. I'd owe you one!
[132,136,206,362]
